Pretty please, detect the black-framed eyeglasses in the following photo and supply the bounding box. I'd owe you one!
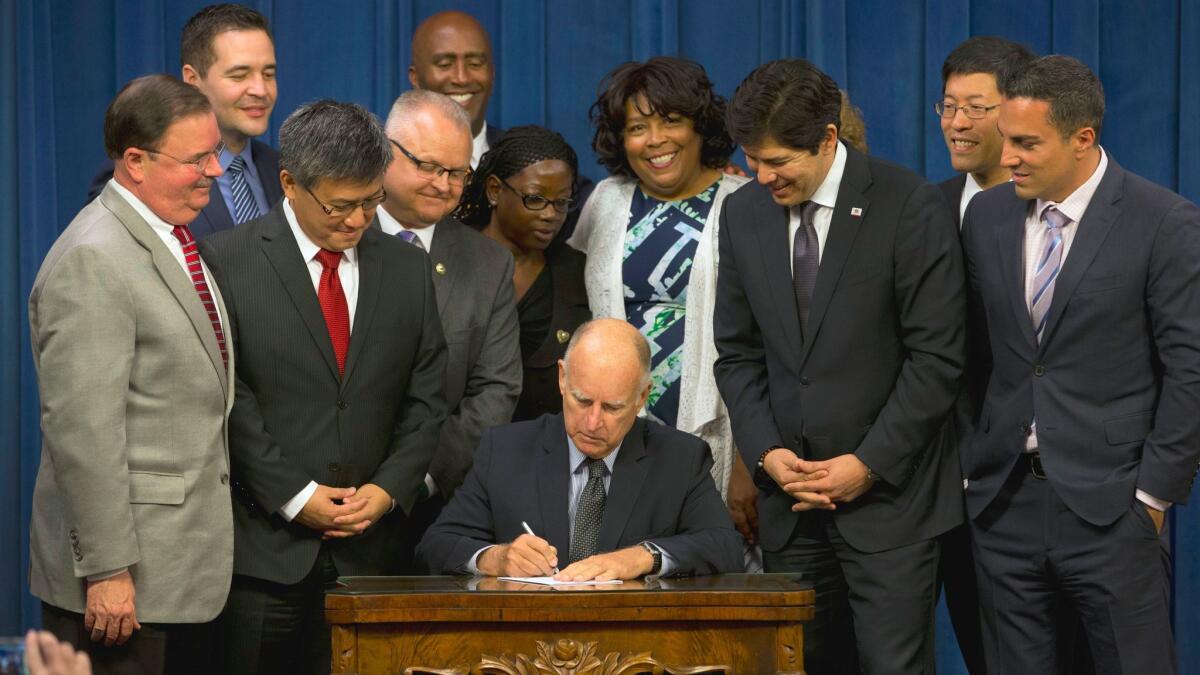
[389,139,472,185]
[497,177,576,213]
[142,141,226,173]
[303,184,387,218]
[935,102,1001,120]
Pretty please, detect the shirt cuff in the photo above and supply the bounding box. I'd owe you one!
[646,542,676,578]
[1136,489,1171,512]
[424,473,439,499]
[465,545,495,575]
[279,481,319,522]
[86,567,127,582]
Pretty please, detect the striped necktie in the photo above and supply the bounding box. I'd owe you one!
[397,229,426,251]
[170,224,227,367]
[227,155,262,225]
[1030,206,1070,342]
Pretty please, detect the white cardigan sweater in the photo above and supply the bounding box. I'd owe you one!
[568,173,750,498]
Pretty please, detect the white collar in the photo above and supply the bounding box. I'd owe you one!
[1035,147,1108,224]
[376,205,436,250]
[283,199,358,264]
[807,141,848,210]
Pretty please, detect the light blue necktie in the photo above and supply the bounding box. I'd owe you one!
[1031,205,1069,342]
[227,155,262,225]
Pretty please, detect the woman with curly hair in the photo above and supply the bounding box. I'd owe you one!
[454,126,590,421]
[568,57,756,548]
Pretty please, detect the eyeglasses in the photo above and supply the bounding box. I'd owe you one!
[497,177,576,213]
[935,102,1001,120]
[303,184,387,218]
[142,141,226,173]
[389,139,472,185]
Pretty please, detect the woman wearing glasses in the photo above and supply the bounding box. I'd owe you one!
[568,57,756,547]
[454,126,590,421]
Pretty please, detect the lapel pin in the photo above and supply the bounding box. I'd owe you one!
[556,329,570,344]
[434,262,447,275]
[850,207,863,217]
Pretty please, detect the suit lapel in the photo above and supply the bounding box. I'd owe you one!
[799,150,870,368]
[1038,162,1124,353]
[252,141,283,205]
[995,194,1038,351]
[200,186,236,235]
[597,419,648,553]
[753,191,804,366]
[429,219,459,317]
[258,206,341,381]
[100,187,229,392]
[341,229,381,389]
[537,415,572,557]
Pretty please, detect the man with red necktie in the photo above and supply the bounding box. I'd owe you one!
[199,100,448,675]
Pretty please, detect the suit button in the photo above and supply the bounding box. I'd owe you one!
[800,377,811,386]
[74,554,83,562]
[328,463,341,473]
[1033,365,1046,377]
[337,400,348,410]
[220,473,229,485]
[1020,422,1031,435]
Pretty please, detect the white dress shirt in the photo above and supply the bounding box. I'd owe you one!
[471,122,490,170]
[277,198,362,521]
[788,141,848,271]
[959,172,984,225]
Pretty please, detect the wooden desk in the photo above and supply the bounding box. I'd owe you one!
[326,574,813,674]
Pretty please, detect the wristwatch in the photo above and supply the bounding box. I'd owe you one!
[640,541,662,575]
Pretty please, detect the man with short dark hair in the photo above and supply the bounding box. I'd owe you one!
[88,4,281,238]
[937,36,1036,225]
[417,318,743,580]
[30,74,233,675]
[199,101,448,675]
[961,54,1200,674]
[714,59,966,674]
[377,90,521,569]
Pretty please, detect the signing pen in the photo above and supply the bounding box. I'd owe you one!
[521,520,559,574]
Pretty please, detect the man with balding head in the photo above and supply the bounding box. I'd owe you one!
[417,318,743,580]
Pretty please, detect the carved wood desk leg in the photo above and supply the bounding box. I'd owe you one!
[331,624,357,675]
[776,622,806,675]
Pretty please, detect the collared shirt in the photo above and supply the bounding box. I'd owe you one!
[376,205,436,251]
[215,142,270,221]
[788,141,848,272]
[959,172,984,225]
[277,198,362,521]
[471,121,490,170]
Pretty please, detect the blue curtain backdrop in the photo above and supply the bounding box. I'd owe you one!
[2,1,1198,672]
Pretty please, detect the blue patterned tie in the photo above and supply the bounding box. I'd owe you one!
[569,459,606,564]
[1031,206,1069,343]
[227,155,262,225]
[397,229,426,251]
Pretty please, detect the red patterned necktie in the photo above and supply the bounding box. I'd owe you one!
[170,225,227,367]
[314,249,350,376]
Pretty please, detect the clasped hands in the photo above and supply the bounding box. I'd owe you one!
[477,534,654,582]
[763,447,876,512]
[295,483,393,540]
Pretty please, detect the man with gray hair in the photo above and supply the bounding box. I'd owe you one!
[417,318,742,580]
[378,90,521,571]
[199,100,448,675]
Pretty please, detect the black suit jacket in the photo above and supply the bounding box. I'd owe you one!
[513,240,591,421]
[425,217,522,497]
[960,158,1200,526]
[416,414,744,576]
[714,146,967,553]
[87,140,283,239]
[939,173,967,228]
[199,203,448,585]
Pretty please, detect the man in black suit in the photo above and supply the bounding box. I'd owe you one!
[377,90,522,568]
[87,4,282,238]
[961,55,1200,674]
[199,101,447,675]
[418,319,743,580]
[714,60,966,674]
[937,37,1036,228]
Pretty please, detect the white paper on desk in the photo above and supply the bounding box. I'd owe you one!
[498,576,623,586]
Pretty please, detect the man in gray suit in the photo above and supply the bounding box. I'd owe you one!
[376,90,521,566]
[28,75,234,675]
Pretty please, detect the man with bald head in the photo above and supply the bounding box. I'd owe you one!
[417,318,743,580]
[379,91,520,570]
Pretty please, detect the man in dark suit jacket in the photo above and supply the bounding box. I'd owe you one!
[714,60,965,674]
[199,101,447,675]
[961,55,1200,674]
[87,4,282,238]
[419,319,742,579]
[377,90,522,567]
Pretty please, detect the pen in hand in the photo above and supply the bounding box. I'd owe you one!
[521,520,560,574]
